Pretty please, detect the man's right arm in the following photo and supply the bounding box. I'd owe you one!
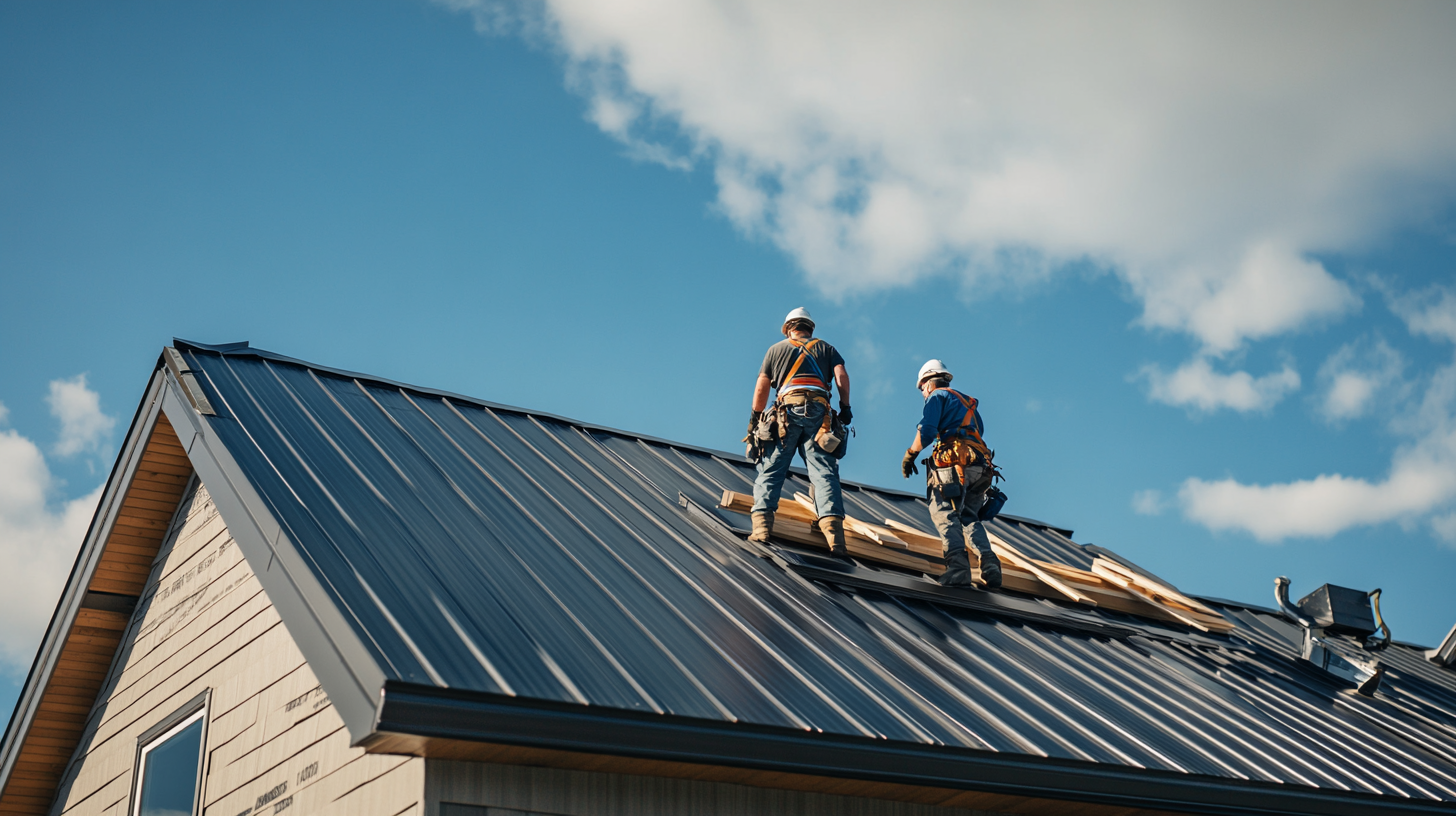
[751,375,772,412]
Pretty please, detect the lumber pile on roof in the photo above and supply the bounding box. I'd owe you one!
[718,489,1232,634]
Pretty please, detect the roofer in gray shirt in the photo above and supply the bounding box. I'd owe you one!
[743,308,853,556]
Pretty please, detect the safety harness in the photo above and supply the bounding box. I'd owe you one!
[929,389,1001,492]
[782,338,830,393]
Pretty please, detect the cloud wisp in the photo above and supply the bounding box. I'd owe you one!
[1140,358,1301,414]
[1316,337,1405,423]
[0,387,110,674]
[445,0,1454,356]
[47,374,116,459]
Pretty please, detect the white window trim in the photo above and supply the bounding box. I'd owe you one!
[130,695,208,816]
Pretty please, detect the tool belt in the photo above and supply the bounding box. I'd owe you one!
[778,389,828,406]
[930,436,997,497]
[752,390,849,460]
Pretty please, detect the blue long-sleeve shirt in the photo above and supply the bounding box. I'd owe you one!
[916,389,984,449]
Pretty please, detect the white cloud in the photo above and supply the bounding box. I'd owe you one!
[1388,284,1456,345]
[47,374,116,459]
[1132,489,1164,516]
[1141,358,1300,414]
[1180,286,1456,541]
[1180,431,1456,541]
[443,0,1456,351]
[1316,337,1404,423]
[0,424,101,673]
[1432,512,1456,548]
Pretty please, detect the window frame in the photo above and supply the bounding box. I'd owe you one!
[129,689,210,816]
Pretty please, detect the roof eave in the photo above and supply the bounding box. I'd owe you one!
[0,366,169,798]
[369,681,1456,816]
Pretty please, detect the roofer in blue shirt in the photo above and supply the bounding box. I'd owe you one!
[743,307,853,557]
[900,359,1004,589]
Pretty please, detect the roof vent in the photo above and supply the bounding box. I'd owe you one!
[1274,578,1390,696]
[1428,623,1456,667]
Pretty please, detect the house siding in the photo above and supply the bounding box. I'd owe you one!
[47,480,422,816]
[424,760,1018,816]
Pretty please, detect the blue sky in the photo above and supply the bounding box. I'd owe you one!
[3,2,1456,727]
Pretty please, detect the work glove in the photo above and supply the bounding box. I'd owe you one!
[837,404,853,425]
[901,449,919,479]
[742,410,763,443]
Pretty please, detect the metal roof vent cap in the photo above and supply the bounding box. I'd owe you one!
[1274,578,1391,696]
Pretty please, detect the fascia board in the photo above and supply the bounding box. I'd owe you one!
[0,370,166,793]
[159,373,385,744]
[375,682,1456,816]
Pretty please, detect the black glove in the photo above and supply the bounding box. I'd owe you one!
[743,409,762,442]
[837,404,852,425]
[901,449,919,479]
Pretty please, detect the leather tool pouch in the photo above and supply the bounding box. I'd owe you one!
[817,409,849,459]
[754,411,778,442]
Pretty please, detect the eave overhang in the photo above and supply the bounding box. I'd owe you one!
[366,681,1456,816]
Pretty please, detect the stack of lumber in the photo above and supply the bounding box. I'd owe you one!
[716,489,1233,634]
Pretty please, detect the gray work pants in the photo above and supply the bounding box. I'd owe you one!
[751,400,845,520]
[927,466,992,560]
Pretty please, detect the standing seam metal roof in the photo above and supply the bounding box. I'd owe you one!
[169,340,1456,812]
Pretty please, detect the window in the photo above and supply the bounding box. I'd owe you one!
[132,693,208,816]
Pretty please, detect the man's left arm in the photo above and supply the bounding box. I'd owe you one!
[833,364,851,424]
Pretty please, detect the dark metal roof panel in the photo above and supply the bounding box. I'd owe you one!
[177,345,1456,810]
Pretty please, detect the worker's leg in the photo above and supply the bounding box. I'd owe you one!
[928,484,973,586]
[961,489,1001,588]
[801,405,846,521]
[751,416,805,515]
[797,402,848,556]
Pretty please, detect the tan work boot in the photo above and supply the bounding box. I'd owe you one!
[748,511,774,543]
[818,517,850,558]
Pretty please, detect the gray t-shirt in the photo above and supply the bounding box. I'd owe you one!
[760,337,846,398]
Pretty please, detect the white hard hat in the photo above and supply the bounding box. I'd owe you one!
[917,359,953,387]
[782,307,815,334]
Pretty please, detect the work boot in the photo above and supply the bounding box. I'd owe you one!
[818,517,850,558]
[977,549,1003,589]
[749,511,774,543]
[939,550,974,587]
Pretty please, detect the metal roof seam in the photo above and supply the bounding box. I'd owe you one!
[976,618,1196,774]
[345,381,662,699]
[1142,640,1392,795]
[608,440,1089,746]
[237,357,473,686]
[515,414,909,738]
[668,508,995,748]
[868,598,1142,766]
[500,415,839,732]
[1041,633,1270,783]
[190,356,405,681]
[843,595,1057,758]
[934,616,1158,769]
[426,397,684,714]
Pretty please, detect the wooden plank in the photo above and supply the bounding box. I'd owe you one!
[790,494,909,549]
[1089,562,1212,632]
[880,519,949,557]
[1092,558,1223,617]
[85,577,147,595]
[985,535,1095,606]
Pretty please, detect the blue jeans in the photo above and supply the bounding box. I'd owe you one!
[751,401,845,520]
